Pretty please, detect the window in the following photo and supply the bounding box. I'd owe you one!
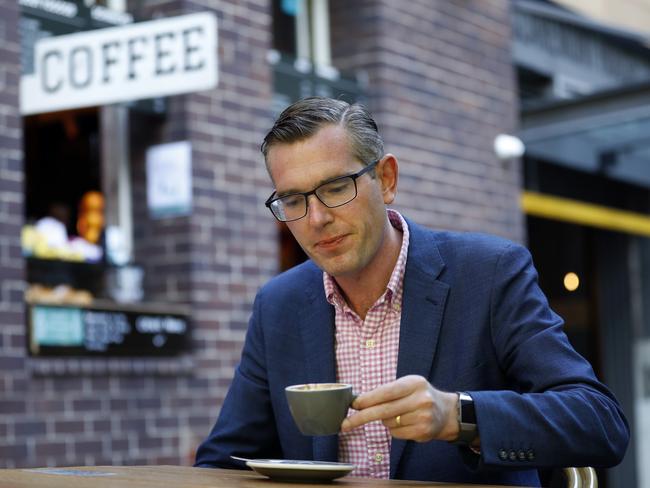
[271,0,336,78]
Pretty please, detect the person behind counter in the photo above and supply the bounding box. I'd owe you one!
[194,96,629,485]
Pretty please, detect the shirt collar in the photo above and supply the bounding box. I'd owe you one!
[324,209,410,311]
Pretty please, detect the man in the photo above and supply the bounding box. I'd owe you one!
[195,97,629,485]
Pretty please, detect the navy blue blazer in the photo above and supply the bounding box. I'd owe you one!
[195,219,629,486]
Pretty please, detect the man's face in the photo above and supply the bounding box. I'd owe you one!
[266,125,394,278]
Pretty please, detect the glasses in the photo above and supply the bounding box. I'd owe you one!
[265,159,380,222]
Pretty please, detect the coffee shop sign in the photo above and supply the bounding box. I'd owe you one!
[20,12,217,115]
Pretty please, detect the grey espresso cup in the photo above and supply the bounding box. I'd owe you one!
[285,383,355,436]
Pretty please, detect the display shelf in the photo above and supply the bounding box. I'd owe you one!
[26,257,107,296]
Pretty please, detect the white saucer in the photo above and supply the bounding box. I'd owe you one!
[245,459,355,482]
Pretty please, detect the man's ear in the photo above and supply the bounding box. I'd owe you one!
[376,154,398,204]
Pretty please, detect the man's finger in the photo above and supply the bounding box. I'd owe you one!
[352,376,419,410]
[341,406,393,431]
[341,398,410,432]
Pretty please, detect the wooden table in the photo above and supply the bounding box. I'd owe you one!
[0,465,516,488]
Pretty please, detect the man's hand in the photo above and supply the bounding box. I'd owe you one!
[340,375,459,442]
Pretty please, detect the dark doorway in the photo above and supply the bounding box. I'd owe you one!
[278,222,307,272]
[24,108,102,234]
[527,216,638,488]
[527,217,601,374]
[528,217,605,487]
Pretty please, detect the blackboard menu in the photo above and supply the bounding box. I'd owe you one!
[28,302,189,356]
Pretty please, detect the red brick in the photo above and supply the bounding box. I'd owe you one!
[54,420,86,434]
[0,444,28,461]
[72,399,103,411]
[0,399,26,415]
[73,440,104,457]
[14,420,47,436]
[35,441,68,458]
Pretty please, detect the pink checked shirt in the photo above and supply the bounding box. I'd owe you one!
[323,209,410,479]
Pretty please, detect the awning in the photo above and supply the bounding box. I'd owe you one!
[520,81,650,189]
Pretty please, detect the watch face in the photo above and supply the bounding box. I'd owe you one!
[454,393,477,445]
[459,393,477,425]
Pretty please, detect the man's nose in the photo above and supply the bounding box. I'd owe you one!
[306,194,333,226]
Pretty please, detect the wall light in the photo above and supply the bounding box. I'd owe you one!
[493,134,525,161]
[563,272,580,292]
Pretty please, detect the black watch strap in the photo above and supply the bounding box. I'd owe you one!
[454,392,478,445]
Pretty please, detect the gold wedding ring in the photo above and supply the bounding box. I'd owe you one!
[395,415,401,427]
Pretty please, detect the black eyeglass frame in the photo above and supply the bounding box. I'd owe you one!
[264,159,380,222]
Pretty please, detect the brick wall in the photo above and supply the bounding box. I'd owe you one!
[330,0,523,242]
[0,0,27,468]
[129,0,279,458]
[1,0,275,469]
[181,0,278,456]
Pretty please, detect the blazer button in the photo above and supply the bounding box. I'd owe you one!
[527,450,535,461]
[518,450,526,461]
[499,449,508,461]
[508,450,517,461]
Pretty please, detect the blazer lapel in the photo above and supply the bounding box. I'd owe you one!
[390,221,449,477]
[299,274,339,462]
[300,286,336,384]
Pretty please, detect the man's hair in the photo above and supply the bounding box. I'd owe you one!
[261,96,384,166]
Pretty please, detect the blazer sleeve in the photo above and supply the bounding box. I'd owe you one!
[194,290,283,468]
[470,243,629,468]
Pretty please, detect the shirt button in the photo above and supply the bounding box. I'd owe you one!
[373,452,384,463]
[393,303,401,312]
[365,339,375,349]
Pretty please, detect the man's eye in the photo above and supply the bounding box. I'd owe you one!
[282,195,302,208]
[321,180,351,195]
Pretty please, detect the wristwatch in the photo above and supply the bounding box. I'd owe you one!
[454,392,478,445]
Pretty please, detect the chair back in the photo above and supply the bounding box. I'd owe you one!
[563,467,598,488]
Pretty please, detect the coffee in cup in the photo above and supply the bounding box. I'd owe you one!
[285,383,355,436]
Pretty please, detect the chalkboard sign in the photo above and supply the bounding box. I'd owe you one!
[27,303,190,356]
